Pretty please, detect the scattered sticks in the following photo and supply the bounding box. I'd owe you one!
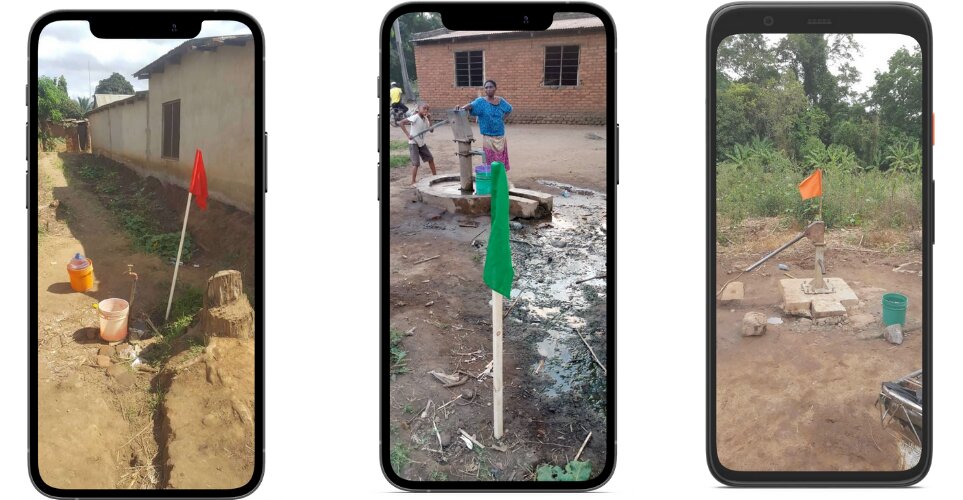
[437,394,463,411]
[575,329,607,375]
[574,431,593,461]
[575,274,606,285]
[459,429,486,449]
[413,255,441,265]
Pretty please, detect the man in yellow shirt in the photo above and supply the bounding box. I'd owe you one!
[389,81,408,119]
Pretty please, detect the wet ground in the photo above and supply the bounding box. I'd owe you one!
[387,180,608,481]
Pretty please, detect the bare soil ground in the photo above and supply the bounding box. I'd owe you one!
[387,123,609,482]
[387,122,607,192]
[715,217,923,471]
[36,152,254,489]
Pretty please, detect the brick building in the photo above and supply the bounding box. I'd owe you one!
[411,15,606,125]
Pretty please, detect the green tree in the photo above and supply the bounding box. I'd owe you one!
[38,76,69,124]
[76,96,93,114]
[94,72,135,95]
[868,47,922,142]
[776,34,861,115]
[389,12,444,90]
[718,34,779,84]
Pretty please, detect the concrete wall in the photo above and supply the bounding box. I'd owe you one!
[87,42,255,212]
[413,30,606,125]
[89,99,148,164]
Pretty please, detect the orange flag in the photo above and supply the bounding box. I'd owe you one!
[798,169,822,200]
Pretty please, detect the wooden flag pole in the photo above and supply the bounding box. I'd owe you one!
[492,290,504,439]
[165,192,193,321]
[818,194,823,221]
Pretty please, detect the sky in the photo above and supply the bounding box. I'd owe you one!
[762,33,919,95]
[38,21,251,99]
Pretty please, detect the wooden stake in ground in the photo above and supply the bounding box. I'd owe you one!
[492,290,504,439]
[483,161,513,441]
[165,191,193,321]
[165,149,208,321]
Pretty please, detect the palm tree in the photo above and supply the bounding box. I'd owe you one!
[76,96,93,114]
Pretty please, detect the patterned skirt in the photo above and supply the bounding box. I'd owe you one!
[482,135,510,172]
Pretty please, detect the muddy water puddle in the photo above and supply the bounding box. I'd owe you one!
[505,180,607,401]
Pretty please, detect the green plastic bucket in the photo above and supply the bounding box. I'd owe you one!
[881,293,908,326]
[474,165,492,195]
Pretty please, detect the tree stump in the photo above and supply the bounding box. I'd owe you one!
[199,270,254,339]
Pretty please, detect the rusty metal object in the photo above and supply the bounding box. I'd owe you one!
[744,221,826,272]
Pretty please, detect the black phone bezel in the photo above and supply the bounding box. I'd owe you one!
[706,2,933,486]
[379,2,617,491]
[27,10,265,498]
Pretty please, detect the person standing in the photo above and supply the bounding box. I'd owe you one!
[462,79,513,172]
[399,103,437,185]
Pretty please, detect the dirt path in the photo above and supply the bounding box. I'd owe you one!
[388,122,607,192]
[36,152,210,489]
[715,220,923,471]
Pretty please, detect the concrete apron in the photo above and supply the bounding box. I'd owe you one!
[415,173,553,218]
[780,277,859,319]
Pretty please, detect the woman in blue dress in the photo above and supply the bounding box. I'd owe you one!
[461,79,513,171]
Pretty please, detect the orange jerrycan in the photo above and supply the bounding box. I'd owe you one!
[67,252,94,292]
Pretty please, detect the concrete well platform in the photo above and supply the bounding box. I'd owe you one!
[780,277,858,318]
[415,174,553,218]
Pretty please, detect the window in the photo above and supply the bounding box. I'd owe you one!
[162,100,181,159]
[455,50,484,87]
[544,45,580,86]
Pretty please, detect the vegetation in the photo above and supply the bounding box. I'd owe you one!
[389,328,409,375]
[37,75,83,150]
[389,154,410,169]
[72,156,194,260]
[161,286,204,338]
[535,460,592,481]
[717,34,922,231]
[76,96,93,114]
[390,443,410,474]
[94,72,135,95]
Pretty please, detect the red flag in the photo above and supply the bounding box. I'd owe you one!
[190,149,208,210]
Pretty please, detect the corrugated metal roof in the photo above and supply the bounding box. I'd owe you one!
[85,91,148,117]
[93,94,134,108]
[412,16,603,43]
[133,34,253,79]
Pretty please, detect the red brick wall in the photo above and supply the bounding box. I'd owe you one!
[413,30,607,125]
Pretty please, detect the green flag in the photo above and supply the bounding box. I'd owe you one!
[483,161,514,298]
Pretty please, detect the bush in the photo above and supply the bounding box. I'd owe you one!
[717,140,922,230]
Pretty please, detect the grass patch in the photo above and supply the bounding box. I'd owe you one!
[429,470,448,481]
[146,388,166,413]
[70,156,193,260]
[389,154,410,169]
[389,328,409,376]
[186,337,206,358]
[403,404,414,415]
[390,443,410,474]
[389,139,409,150]
[160,286,203,338]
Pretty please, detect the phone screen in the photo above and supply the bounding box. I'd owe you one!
[31,15,261,493]
[713,32,925,473]
[381,7,614,488]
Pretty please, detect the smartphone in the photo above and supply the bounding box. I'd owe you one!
[707,3,932,485]
[29,11,264,497]
[380,2,616,490]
